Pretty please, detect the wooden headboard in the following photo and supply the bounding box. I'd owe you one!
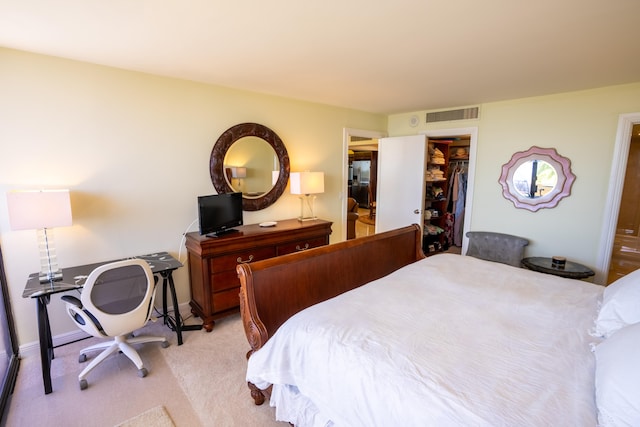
[237,224,425,354]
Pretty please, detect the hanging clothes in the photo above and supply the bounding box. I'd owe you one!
[453,169,468,247]
[445,162,468,247]
[444,166,458,247]
[443,212,454,248]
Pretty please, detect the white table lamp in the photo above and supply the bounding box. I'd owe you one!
[7,189,72,283]
[290,172,324,221]
[230,167,247,191]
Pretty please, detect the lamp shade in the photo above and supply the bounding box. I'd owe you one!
[7,189,72,230]
[290,172,325,195]
[230,167,247,178]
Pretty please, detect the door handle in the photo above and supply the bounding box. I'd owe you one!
[414,209,420,214]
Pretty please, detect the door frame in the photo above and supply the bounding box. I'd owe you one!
[342,128,387,240]
[595,112,640,284]
[342,126,478,248]
[420,127,478,254]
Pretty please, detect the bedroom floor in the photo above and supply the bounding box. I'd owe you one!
[355,208,463,255]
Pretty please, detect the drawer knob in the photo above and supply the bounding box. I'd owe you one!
[236,254,254,264]
[295,243,310,251]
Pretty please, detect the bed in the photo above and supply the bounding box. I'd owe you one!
[237,225,640,426]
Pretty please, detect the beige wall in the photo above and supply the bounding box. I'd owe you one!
[3,46,640,349]
[0,48,386,347]
[388,82,640,275]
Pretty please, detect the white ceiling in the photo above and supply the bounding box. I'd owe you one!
[1,0,639,115]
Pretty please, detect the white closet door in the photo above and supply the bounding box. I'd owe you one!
[376,135,427,234]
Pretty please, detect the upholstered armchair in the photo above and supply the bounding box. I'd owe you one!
[465,231,529,267]
[347,197,359,239]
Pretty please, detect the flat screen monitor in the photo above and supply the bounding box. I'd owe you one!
[197,192,243,237]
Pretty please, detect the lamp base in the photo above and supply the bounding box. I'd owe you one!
[297,195,317,222]
[37,228,63,283]
[39,271,63,283]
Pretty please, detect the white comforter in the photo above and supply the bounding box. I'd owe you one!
[246,254,603,427]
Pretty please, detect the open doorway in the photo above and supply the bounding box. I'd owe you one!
[605,122,640,283]
[349,140,378,238]
[597,113,640,284]
[422,128,478,255]
[343,129,386,241]
[342,126,478,250]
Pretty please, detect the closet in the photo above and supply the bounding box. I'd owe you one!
[423,139,451,253]
[444,139,470,249]
[375,135,470,255]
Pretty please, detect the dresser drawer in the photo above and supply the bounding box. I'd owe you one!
[211,288,241,313]
[185,218,332,331]
[277,236,328,256]
[209,246,276,273]
[211,270,243,292]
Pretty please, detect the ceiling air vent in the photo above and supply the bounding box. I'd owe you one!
[426,107,479,123]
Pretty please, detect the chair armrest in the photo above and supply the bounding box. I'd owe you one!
[61,295,82,309]
[62,297,106,335]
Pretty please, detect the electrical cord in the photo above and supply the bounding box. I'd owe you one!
[149,217,199,322]
[178,218,198,265]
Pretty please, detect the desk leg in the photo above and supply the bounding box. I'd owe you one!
[160,271,201,345]
[36,295,53,394]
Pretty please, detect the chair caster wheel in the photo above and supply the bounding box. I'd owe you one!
[138,368,148,378]
[79,379,88,390]
[161,341,169,348]
[79,354,87,363]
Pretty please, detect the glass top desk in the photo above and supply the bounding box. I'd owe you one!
[22,251,201,394]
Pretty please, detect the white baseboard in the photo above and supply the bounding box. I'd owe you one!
[19,302,194,358]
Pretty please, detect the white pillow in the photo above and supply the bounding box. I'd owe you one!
[595,322,640,426]
[595,268,640,338]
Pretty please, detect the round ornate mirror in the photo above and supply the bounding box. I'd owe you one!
[210,123,290,211]
[499,146,575,212]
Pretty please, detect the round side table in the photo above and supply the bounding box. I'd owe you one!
[521,257,595,280]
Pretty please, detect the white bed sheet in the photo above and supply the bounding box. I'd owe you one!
[246,254,603,427]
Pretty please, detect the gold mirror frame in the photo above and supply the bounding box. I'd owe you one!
[210,123,290,211]
[499,146,575,212]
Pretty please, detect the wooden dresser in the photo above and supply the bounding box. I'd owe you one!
[185,218,332,331]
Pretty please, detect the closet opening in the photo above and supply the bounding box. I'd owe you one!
[425,136,470,254]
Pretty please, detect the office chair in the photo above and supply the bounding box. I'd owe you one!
[61,259,169,390]
[465,231,529,267]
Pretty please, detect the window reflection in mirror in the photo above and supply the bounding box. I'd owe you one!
[224,136,280,198]
[499,146,575,212]
[512,160,558,199]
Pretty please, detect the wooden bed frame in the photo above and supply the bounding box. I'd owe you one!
[237,224,426,405]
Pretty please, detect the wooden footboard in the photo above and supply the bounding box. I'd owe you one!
[237,224,425,404]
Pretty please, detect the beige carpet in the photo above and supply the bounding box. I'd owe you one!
[4,313,286,426]
[160,314,285,426]
[116,405,175,427]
